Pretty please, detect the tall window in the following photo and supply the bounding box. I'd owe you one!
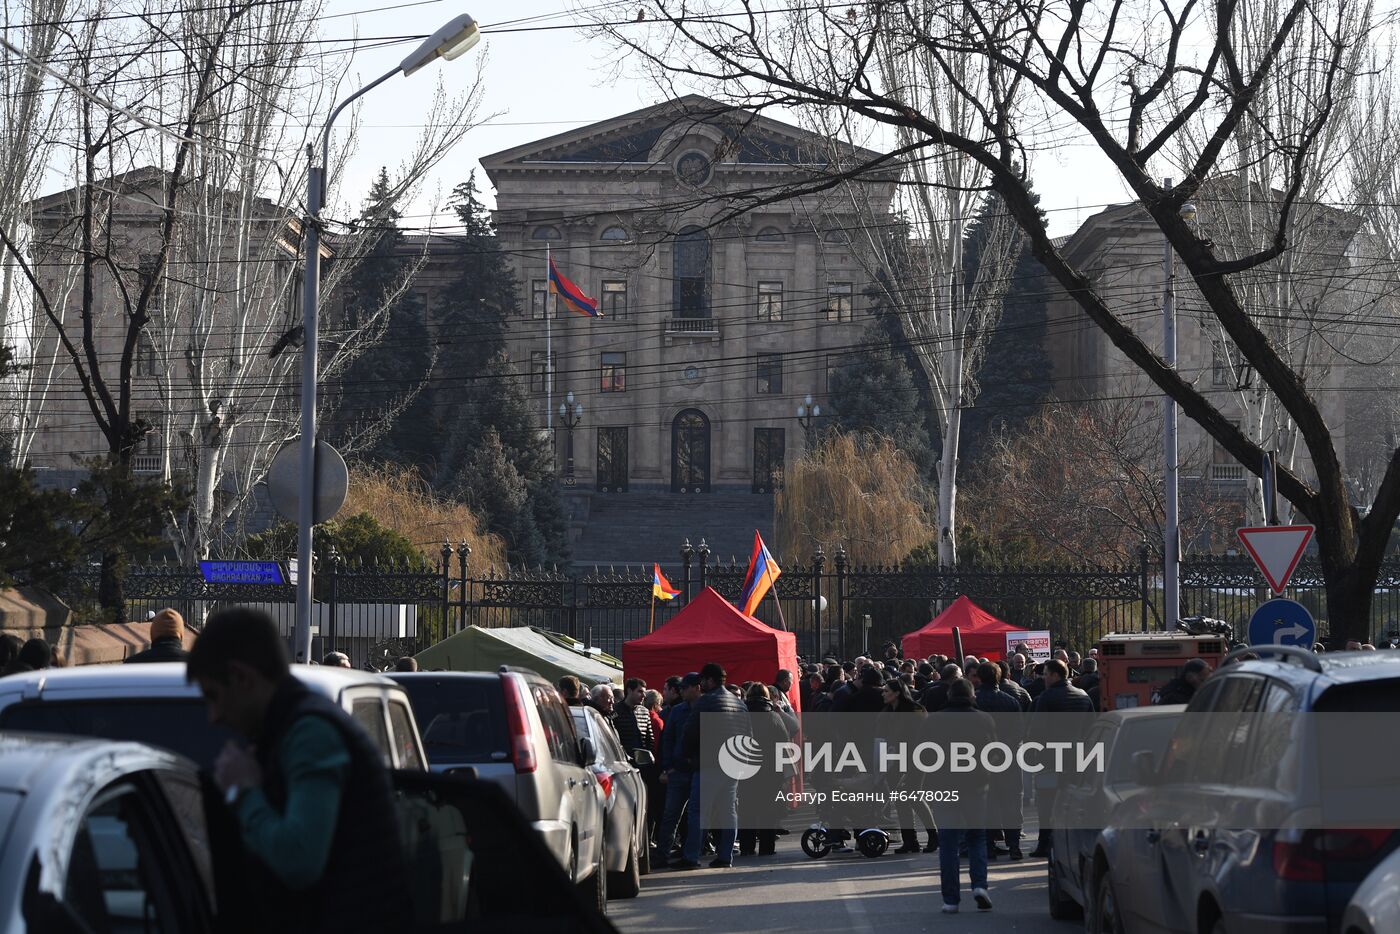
[132,414,162,473]
[757,353,783,394]
[601,280,627,318]
[753,428,785,493]
[530,351,555,394]
[826,282,854,322]
[601,352,627,392]
[136,253,163,314]
[1211,344,1231,387]
[135,332,157,377]
[756,281,783,321]
[531,279,548,319]
[597,427,629,492]
[672,226,711,318]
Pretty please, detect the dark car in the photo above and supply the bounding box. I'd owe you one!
[1046,705,1184,920]
[0,732,617,933]
[1089,647,1400,934]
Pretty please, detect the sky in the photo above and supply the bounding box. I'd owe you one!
[328,0,1136,238]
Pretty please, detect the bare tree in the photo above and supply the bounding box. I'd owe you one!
[601,0,1397,641]
[3,0,487,616]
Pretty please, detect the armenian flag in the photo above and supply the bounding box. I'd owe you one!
[652,563,681,602]
[548,255,600,317]
[738,531,781,616]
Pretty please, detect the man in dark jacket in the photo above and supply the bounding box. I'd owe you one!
[833,666,886,713]
[678,663,751,869]
[973,663,1024,860]
[930,679,996,913]
[614,677,656,757]
[1154,658,1211,705]
[189,606,408,934]
[125,608,189,664]
[919,664,961,712]
[1027,659,1095,858]
[996,660,1033,711]
[654,673,700,867]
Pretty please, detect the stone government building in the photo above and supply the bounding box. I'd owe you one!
[478,96,894,563]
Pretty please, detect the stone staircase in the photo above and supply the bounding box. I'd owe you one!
[565,492,775,569]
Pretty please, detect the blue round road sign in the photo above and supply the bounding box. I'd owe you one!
[1248,598,1316,648]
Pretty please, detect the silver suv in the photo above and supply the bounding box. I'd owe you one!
[389,668,609,913]
[0,662,427,771]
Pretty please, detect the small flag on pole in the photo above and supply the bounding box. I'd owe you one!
[548,255,600,317]
[738,531,782,617]
[652,564,681,602]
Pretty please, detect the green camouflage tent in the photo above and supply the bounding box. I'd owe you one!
[414,626,623,686]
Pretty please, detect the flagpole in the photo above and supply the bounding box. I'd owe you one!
[649,592,656,634]
[766,565,788,631]
[545,242,553,462]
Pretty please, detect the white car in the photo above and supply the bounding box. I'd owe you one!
[0,662,427,771]
[1343,846,1400,934]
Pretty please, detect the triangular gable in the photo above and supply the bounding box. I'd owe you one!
[481,94,879,170]
[628,586,777,646]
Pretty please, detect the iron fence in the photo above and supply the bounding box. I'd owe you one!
[74,543,1400,669]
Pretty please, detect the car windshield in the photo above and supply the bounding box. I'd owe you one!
[395,677,508,765]
[0,700,235,768]
[1106,714,1181,786]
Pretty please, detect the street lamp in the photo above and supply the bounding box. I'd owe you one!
[557,390,583,486]
[1161,179,1196,632]
[796,394,821,445]
[294,14,481,664]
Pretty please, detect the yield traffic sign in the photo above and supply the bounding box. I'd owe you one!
[1236,525,1314,594]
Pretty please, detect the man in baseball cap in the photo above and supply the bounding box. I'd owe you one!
[125,608,189,664]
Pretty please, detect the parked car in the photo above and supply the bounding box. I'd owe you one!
[0,731,617,933]
[0,662,426,771]
[1088,647,1400,934]
[1047,704,1185,920]
[1342,844,1400,934]
[389,668,609,911]
[571,704,652,898]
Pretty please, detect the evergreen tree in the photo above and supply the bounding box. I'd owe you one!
[328,167,431,460]
[426,175,568,567]
[826,322,932,466]
[959,194,1054,463]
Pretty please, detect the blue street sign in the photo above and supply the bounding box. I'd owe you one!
[199,560,286,586]
[1248,598,1316,648]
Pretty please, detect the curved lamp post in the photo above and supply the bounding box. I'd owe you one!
[295,15,481,663]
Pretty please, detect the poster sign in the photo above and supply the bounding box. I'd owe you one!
[199,560,286,585]
[1006,630,1052,663]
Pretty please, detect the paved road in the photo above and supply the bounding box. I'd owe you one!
[612,844,1081,933]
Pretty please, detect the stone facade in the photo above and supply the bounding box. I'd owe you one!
[480,95,894,496]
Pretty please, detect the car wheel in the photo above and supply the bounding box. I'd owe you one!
[1047,856,1084,921]
[1091,865,1125,934]
[609,838,642,899]
[577,837,607,914]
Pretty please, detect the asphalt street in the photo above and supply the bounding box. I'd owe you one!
[612,844,1080,934]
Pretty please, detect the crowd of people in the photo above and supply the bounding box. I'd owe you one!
[560,640,1232,913]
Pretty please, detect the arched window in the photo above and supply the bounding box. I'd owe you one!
[755,226,786,242]
[531,225,562,240]
[823,228,849,244]
[599,225,629,241]
[672,225,710,318]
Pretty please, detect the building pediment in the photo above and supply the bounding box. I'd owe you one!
[481,94,881,175]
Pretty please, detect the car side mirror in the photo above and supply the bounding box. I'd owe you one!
[1132,750,1158,786]
[632,748,655,767]
[578,735,596,766]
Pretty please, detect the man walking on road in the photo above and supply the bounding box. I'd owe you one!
[931,678,995,913]
[1027,659,1094,858]
[654,672,700,868]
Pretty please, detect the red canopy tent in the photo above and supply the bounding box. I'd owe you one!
[901,595,1026,662]
[623,587,801,713]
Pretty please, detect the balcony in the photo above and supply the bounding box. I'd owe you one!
[132,454,162,474]
[1210,463,1246,481]
[664,316,720,343]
